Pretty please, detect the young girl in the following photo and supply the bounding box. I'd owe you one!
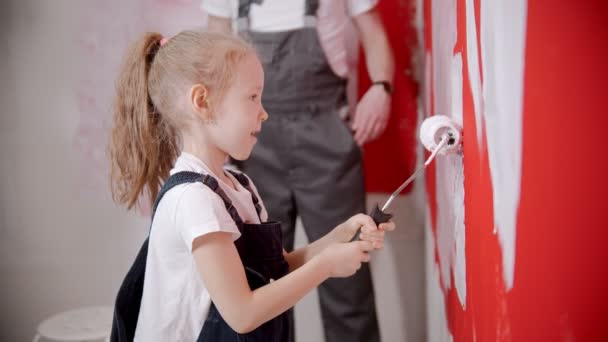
[108,30,395,342]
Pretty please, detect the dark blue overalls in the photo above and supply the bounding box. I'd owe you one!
[110,170,291,342]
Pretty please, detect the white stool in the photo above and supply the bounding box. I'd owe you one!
[33,306,113,342]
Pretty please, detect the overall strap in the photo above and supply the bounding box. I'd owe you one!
[304,0,320,16]
[200,173,245,226]
[151,171,245,228]
[227,170,263,221]
[151,172,205,218]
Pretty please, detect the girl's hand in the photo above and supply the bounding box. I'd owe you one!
[339,214,376,241]
[359,220,395,250]
[319,241,374,278]
[338,214,396,250]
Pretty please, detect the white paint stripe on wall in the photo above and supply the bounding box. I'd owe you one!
[479,0,527,290]
[431,0,457,120]
[431,0,467,308]
[433,52,466,307]
[451,53,466,308]
[431,0,454,293]
[425,208,454,342]
[465,0,483,149]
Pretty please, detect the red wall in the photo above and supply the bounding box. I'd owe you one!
[425,0,608,341]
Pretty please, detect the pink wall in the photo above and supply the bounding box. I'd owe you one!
[424,0,608,340]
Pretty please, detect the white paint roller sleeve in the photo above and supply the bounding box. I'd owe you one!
[420,115,463,155]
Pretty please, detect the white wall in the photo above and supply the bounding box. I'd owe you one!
[0,1,149,341]
[0,1,425,341]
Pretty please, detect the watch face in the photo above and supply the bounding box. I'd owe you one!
[383,82,394,94]
[372,81,393,94]
[375,81,393,94]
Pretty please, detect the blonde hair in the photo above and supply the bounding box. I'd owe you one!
[109,30,253,209]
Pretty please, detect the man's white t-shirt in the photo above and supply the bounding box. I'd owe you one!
[202,0,376,32]
[201,0,378,77]
[134,152,268,342]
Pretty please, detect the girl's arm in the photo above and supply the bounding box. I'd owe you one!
[283,223,348,272]
[193,231,373,334]
[284,214,394,272]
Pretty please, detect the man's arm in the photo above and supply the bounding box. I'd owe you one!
[351,8,395,145]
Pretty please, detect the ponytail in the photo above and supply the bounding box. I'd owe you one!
[109,32,179,210]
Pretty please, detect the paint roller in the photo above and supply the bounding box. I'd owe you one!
[353,115,462,239]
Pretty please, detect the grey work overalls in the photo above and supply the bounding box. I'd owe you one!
[235,1,380,341]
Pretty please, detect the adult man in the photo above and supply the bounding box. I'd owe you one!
[203,1,394,341]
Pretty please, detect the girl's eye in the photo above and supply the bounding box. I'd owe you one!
[250,94,258,101]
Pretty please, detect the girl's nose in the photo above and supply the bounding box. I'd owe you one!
[260,106,269,122]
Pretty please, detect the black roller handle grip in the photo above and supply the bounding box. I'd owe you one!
[369,204,393,225]
[350,204,393,242]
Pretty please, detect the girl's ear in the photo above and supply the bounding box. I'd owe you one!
[189,83,214,123]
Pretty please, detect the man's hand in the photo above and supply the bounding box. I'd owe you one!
[351,85,391,146]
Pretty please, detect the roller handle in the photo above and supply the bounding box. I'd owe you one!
[350,204,393,242]
[369,204,393,225]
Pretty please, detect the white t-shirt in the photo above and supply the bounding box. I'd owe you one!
[202,0,375,32]
[201,0,378,77]
[134,152,268,342]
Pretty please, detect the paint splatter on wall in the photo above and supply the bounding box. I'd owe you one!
[424,0,608,340]
[72,0,206,211]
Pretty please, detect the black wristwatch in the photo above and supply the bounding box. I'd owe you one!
[371,80,394,95]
